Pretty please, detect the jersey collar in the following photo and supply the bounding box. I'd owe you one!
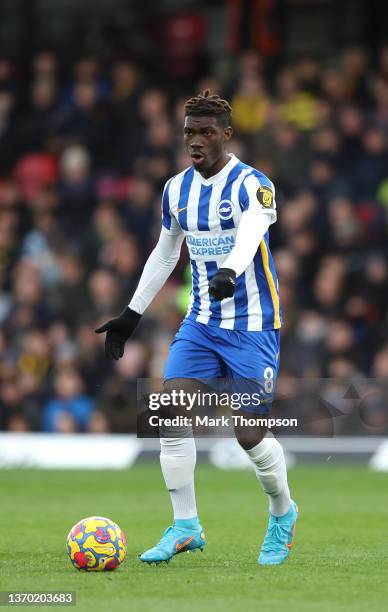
[194,153,239,186]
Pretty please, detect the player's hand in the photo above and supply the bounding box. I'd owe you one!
[95,307,141,360]
[209,268,236,301]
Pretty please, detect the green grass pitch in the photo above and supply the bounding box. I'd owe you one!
[0,463,387,612]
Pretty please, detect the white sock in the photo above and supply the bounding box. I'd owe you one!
[160,437,198,520]
[245,437,292,517]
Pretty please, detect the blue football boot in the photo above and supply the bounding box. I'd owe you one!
[139,518,206,565]
[258,501,299,565]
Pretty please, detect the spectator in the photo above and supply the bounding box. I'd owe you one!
[42,368,95,432]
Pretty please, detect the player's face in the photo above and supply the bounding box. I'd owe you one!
[184,115,233,177]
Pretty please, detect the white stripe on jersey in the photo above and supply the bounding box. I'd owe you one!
[219,297,235,329]
[231,167,253,202]
[195,261,212,325]
[186,172,201,231]
[167,172,186,234]
[245,260,263,331]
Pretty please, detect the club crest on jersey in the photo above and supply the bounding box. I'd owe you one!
[256,186,274,208]
[216,200,234,220]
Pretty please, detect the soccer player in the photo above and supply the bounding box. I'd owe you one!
[96,90,298,566]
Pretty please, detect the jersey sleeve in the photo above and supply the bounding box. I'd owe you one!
[238,172,277,223]
[220,212,271,277]
[161,178,182,235]
[129,227,184,314]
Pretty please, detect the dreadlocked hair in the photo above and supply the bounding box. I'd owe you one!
[184,89,232,127]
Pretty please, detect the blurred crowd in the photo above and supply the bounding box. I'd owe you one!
[0,45,387,435]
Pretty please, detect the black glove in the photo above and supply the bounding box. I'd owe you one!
[95,307,141,360]
[209,268,236,301]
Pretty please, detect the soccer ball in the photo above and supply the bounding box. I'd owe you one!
[66,516,127,571]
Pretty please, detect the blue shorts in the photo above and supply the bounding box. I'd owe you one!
[164,319,280,414]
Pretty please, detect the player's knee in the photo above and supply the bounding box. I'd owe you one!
[235,424,267,450]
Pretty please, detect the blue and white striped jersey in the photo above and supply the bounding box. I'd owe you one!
[162,154,282,331]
